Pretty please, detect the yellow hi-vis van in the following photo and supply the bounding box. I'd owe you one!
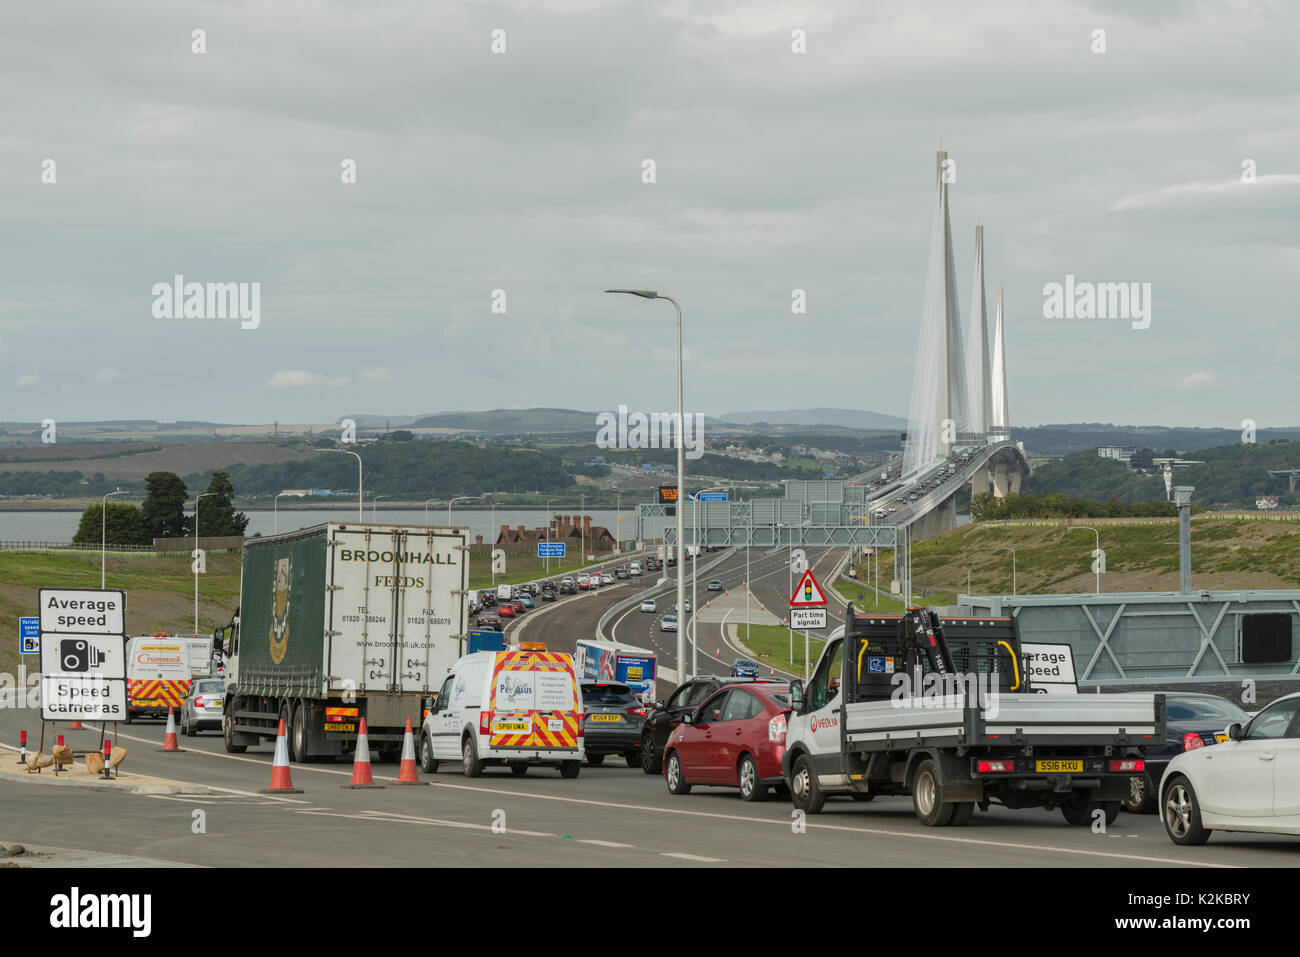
[420,642,585,778]
[125,635,194,722]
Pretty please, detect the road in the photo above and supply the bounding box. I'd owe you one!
[1,711,1294,867]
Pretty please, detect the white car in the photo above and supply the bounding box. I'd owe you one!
[640,599,657,613]
[602,574,615,586]
[660,614,678,633]
[1159,691,1300,844]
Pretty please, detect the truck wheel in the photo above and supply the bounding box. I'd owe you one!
[738,755,767,802]
[559,761,581,779]
[1060,794,1097,826]
[1163,777,1211,846]
[641,731,662,775]
[419,734,439,774]
[949,802,976,826]
[665,752,691,794]
[1122,772,1155,814]
[911,759,956,826]
[461,737,484,778]
[587,753,605,766]
[1102,800,1121,826]
[223,710,246,754]
[290,702,311,764]
[789,754,825,814]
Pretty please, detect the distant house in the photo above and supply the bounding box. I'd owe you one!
[1257,495,1279,510]
[1098,447,1137,464]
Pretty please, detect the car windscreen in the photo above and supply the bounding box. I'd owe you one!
[194,679,224,693]
[1166,697,1249,723]
[581,684,636,706]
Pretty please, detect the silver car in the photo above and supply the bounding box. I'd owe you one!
[182,677,226,736]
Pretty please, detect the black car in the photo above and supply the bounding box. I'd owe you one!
[558,582,576,595]
[639,675,782,774]
[1122,692,1250,813]
[581,682,646,767]
[540,588,557,602]
[473,614,502,632]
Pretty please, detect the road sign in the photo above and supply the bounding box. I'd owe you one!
[19,617,39,655]
[1020,642,1078,695]
[790,608,827,630]
[789,568,828,607]
[693,492,727,502]
[537,542,566,558]
[38,588,126,635]
[41,675,127,722]
[657,485,679,504]
[40,633,126,680]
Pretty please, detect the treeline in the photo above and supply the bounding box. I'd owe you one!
[0,471,130,498]
[1027,450,1165,502]
[71,471,248,545]
[592,447,825,480]
[213,440,576,497]
[971,493,1180,521]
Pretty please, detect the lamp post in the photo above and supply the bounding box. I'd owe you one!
[996,546,1016,596]
[273,490,300,535]
[1069,526,1101,594]
[192,492,217,636]
[448,495,482,526]
[371,494,385,522]
[314,448,363,520]
[101,489,126,589]
[691,486,726,677]
[606,288,686,681]
[580,494,586,564]
[544,498,559,574]
[422,498,444,526]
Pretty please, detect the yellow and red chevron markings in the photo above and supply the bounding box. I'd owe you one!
[128,678,191,708]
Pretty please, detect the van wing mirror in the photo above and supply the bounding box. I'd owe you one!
[1226,722,1243,741]
[789,679,804,714]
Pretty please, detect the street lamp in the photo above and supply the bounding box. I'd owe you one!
[371,494,386,522]
[544,498,559,574]
[448,495,483,527]
[996,546,1016,596]
[274,489,303,534]
[1068,526,1101,594]
[192,492,217,636]
[314,447,363,520]
[605,288,686,679]
[101,488,127,589]
[422,498,444,526]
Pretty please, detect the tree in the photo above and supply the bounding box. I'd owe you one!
[72,502,151,546]
[142,471,189,539]
[196,470,249,537]
[389,430,414,442]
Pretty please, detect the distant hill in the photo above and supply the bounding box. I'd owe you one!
[1017,424,1300,458]
[408,408,598,434]
[720,408,907,430]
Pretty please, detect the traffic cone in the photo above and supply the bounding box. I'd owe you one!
[157,707,185,752]
[68,719,85,730]
[261,720,303,793]
[341,718,384,789]
[392,717,426,785]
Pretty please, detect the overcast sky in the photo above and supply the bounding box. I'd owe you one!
[3,0,1298,429]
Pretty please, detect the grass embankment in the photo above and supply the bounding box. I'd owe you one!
[736,623,825,678]
[891,519,1300,599]
[0,551,242,674]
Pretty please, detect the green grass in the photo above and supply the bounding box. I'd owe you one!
[736,623,824,678]
[833,580,909,614]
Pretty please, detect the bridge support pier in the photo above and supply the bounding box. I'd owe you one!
[990,461,1023,498]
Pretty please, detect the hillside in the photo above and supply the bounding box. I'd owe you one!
[720,408,908,429]
[409,408,598,433]
[877,519,1300,605]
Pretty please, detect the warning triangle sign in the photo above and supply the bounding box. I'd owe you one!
[789,568,828,607]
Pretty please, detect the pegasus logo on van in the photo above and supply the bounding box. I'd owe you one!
[498,676,531,704]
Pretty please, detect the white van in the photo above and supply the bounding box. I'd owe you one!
[125,635,194,722]
[420,642,584,778]
[629,561,643,577]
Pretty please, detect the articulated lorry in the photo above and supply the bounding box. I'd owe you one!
[784,606,1165,826]
[220,523,468,763]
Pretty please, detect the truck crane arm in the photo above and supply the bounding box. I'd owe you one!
[898,607,956,678]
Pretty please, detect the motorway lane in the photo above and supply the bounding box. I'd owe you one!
[1,710,1296,866]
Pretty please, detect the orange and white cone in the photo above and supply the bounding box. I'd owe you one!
[261,719,303,793]
[157,706,185,752]
[392,717,426,785]
[68,719,86,730]
[341,718,384,789]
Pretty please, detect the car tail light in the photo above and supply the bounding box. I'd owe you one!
[976,759,1015,773]
[768,712,788,744]
[192,696,205,709]
[1109,758,1145,772]
[1182,732,1204,752]
[479,711,491,734]
[626,706,647,717]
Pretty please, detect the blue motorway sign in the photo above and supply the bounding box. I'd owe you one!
[693,492,728,502]
[19,616,39,655]
[537,542,566,558]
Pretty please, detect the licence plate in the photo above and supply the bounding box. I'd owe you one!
[1036,760,1083,773]
[493,720,530,734]
[1214,733,1228,743]
[211,699,223,708]
[323,722,355,732]
[589,714,620,722]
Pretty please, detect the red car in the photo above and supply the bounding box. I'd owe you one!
[663,683,791,802]
[497,603,516,618]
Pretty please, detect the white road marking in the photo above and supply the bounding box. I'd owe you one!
[579,839,635,848]
[661,852,726,863]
